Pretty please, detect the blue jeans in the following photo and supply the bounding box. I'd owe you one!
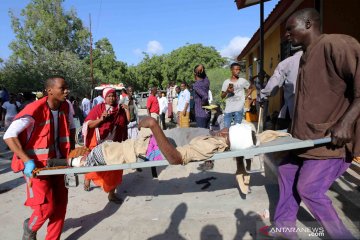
[224,110,243,128]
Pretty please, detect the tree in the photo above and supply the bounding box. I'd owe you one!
[90,38,127,85]
[1,51,90,93]
[132,53,165,90]
[9,0,90,61]
[206,67,231,107]
[5,0,91,94]
[161,44,226,86]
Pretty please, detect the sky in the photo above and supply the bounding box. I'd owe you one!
[0,0,280,65]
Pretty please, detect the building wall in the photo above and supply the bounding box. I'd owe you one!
[241,0,360,119]
[322,0,360,42]
[263,27,282,116]
[243,0,317,118]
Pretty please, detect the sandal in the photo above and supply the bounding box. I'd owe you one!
[83,179,91,192]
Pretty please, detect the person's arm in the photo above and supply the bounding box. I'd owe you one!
[4,117,34,165]
[182,102,189,116]
[4,137,32,162]
[87,111,108,129]
[329,98,360,146]
[260,63,286,100]
[221,81,234,99]
[245,84,254,99]
[138,117,182,164]
[122,104,131,121]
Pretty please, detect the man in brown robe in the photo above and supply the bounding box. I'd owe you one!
[260,8,360,240]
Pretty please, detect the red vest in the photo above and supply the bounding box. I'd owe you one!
[11,97,71,172]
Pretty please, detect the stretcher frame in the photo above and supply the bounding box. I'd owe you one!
[37,136,331,176]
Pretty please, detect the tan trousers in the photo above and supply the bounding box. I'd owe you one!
[150,112,159,124]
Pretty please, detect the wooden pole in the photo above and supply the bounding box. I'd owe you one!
[258,0,265,133]
[89,14,94,89]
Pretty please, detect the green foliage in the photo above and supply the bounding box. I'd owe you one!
[130,53,165,90]
[207,67,230,107]
[162,44,226,87]
[1,51,90,93]
[125,44,227,91]
[2,0,91,95]
[90,38,127,86]
[0,1,230,97]
[9,0,90,60]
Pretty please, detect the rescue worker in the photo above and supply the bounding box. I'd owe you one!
[4,75,75,240]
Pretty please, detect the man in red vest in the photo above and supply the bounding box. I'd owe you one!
[4,75,75,240]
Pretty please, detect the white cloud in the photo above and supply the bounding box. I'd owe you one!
[146,40,163,55]
[133,40,164,59]
[219,36,250,60]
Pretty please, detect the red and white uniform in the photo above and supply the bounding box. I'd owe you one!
[4,97,74,240]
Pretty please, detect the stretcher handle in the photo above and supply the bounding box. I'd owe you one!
[313,137,331,145]
[244,137,332,174]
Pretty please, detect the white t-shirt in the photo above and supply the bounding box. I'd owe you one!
[158,96,168,114]
[2,101,21,118]
[177,89,190,112]
[81,98,91,117]
[221,78,250,113]
[4,103,76,158]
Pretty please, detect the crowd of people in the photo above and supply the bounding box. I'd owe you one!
[0,89,38,131]
[2,7,359,240]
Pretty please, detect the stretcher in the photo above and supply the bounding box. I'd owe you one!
[36,136,332,182]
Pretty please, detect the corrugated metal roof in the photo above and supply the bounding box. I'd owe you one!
[237,0,295,60]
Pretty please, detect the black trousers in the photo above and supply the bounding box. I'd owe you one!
[160,112,167,130]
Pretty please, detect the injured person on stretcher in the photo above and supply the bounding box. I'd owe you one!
[47,116,290,168]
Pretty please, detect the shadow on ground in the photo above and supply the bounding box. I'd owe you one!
[117,166,272,198]
[63,201,122,240]
[147,203,188,240]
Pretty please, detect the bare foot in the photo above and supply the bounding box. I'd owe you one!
[84,179,91,191]
[108,191,123,204]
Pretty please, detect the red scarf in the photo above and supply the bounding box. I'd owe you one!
[85,103,128,144]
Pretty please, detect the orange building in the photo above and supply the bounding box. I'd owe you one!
[236,0,360,117]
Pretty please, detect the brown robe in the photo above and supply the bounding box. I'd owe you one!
[291,34,360,159]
